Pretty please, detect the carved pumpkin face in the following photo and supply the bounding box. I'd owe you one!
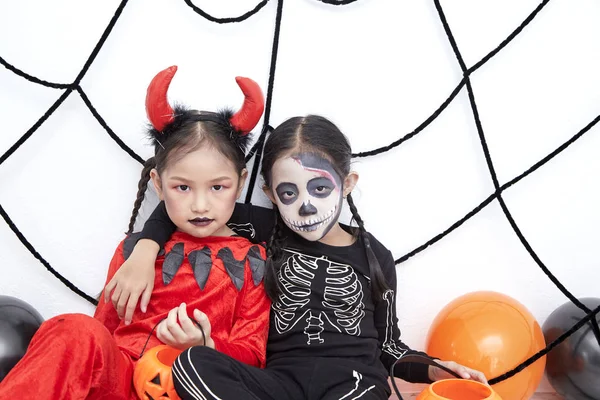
[134,345,183,400]
[416,379,502,400]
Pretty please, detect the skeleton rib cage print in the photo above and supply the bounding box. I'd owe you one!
[273,249,366,345]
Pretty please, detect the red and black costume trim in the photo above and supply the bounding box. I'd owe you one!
[123,233,266,292]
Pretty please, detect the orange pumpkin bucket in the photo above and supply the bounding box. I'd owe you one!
[134,345,183,400]
[416,379,502,400]
[390,354,500,400]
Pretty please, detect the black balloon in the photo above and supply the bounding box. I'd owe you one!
[0,295,44,382]
[543,298,600,400]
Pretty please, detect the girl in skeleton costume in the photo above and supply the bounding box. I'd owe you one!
[113,116,487,399]
[0,66,271,399]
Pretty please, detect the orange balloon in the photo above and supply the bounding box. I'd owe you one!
[416,379,502,400]
[426,291,546,400]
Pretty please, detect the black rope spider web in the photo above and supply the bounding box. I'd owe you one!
[0,0,598,390]
[182,0,270,24]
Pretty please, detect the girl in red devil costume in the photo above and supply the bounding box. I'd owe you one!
[0,66,271,399]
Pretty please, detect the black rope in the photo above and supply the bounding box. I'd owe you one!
[0,56,73,89]
[0,89,73,166]
[317,0,359,5]
[395,193,496,265]
[245,125,274,163]
[434,0,591,311]
[183,0,269,23]
[353,0,552,158]
[353,77,467,158]
[468,0,551,74]
[395,112,600,265]
[72,0,129,86]
[503,113,600,191]
[0,0,131,167]
[433,0,600,382]
[0,0,129,90]
[489,304,600,385]
[0,203,98,305]
[77,86,145,165]
[244,125,274,205]
[0,0,131,305]
[244,0,284,203]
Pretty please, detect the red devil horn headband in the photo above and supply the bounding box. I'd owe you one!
[145,66,265,135]
[145,65,177,132]
[230,76,265,134]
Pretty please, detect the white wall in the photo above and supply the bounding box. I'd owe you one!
[1,0,599,393]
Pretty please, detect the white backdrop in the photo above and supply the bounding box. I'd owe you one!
[1,0,599,394]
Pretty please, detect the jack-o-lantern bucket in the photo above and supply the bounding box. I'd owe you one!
[391,354,501,400]
[134,345,183,400]
[416,379,502,400]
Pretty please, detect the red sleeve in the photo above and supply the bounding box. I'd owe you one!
[212,249,271,368]
[93,242,125,335]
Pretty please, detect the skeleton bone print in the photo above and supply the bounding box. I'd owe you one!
[272,249,366,345]
[380,289,409,359]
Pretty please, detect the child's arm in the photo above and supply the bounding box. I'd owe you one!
[229,202,275,243]
[138,201,177,247]
[375,251,487,384]
[103,238,159,324]
[94,242,128,333]
[374,250,433,383]
[104,202,174,324]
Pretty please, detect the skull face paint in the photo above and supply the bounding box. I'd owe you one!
[270,153,343,241]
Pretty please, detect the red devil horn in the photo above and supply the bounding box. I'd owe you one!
[229,77,265,135]
[146,66,178,132]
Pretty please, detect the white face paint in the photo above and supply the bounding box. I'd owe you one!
[270,153,343,241]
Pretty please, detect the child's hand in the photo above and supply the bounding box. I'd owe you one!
[104,239,159,325]
[156,303,214,350]
[428,360,488,384]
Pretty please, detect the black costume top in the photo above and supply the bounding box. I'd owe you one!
[141,202,432,383]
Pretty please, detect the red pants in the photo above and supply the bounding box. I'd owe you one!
[0,313,136,400]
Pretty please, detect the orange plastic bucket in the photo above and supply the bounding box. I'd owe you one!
[416,379,502,400]
[134,345,183,400]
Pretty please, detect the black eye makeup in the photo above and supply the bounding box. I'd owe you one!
[307,177,334,198]
[275,182,299,205]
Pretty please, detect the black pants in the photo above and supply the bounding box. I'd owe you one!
[172,346,391,400]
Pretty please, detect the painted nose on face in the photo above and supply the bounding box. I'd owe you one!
[299,201,317,216]
[192,194,209,213]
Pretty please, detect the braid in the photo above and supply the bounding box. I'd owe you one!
[126,157,156,234]
[264,208,287,301]
[346,193,389,301]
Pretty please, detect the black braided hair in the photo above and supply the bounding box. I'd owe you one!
[261,115,389,301]
[346,193,389,301]
[263,208,288,301]
[126,156,156,234]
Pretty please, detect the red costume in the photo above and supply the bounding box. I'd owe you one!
[0,232,270,399]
